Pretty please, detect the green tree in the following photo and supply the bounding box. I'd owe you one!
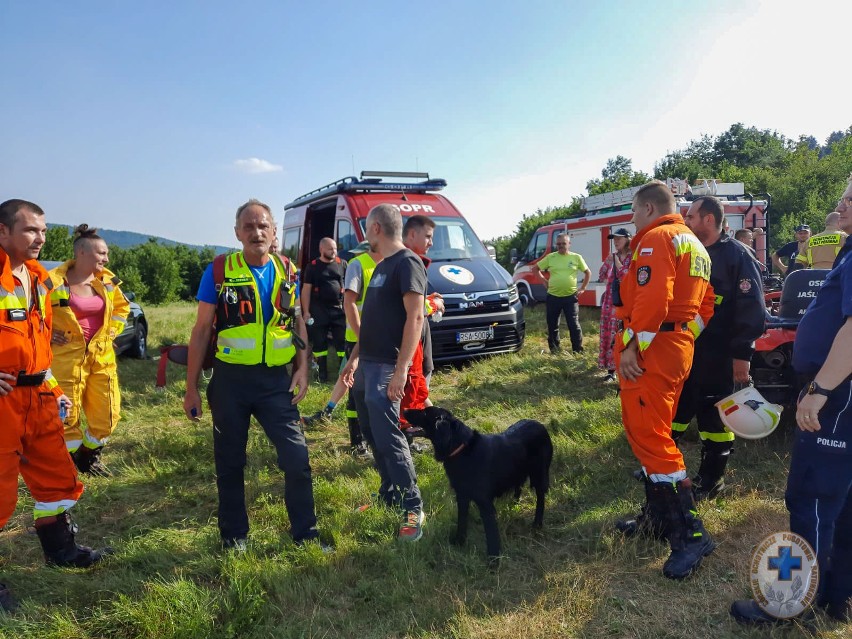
[107,245,148,300]
[132,239,182,304]
[586,156,650,196]
[41,226,73,261]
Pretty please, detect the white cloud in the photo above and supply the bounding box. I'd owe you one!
[233,158,283,174]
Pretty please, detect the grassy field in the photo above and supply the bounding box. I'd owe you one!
[0,303,846,638]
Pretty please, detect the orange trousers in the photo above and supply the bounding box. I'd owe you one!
[0,385,84,527]
[616,330,695,476]
[399,342,429,427]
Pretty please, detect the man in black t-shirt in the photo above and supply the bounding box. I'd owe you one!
[772,224,810,276]
[300,238,347,382]
[343,204,427,542]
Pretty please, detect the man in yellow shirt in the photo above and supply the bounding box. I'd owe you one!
[532,233,591,354]
[796,212,848,269]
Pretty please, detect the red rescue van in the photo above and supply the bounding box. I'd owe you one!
[282,171,525,363]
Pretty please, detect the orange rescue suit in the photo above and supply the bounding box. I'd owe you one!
[615,214,715,476]
[0,248,83,527]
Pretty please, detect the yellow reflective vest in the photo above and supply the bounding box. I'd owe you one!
[214,252,297,366]
[344,252,378,343]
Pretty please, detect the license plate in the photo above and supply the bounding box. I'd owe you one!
[456,327,494,343]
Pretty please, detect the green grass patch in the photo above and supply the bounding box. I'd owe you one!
[0,304,841,638]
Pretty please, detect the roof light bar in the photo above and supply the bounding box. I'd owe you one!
[285,173,447,210]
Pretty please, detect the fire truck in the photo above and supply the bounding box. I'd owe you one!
[511,179,771,306]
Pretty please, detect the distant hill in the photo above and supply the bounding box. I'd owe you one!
[47,223,234,254]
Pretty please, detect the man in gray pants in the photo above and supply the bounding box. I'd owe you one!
[342,203,427,542]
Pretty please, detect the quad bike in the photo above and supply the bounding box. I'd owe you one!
[750,268,829,407]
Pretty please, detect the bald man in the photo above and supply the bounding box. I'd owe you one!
[301,238,348,383]
[796,212,848,269]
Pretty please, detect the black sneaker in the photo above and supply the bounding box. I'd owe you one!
[730,599,779,624]
[222,537,248,553]
[351,443,373,461]
[301,410,332,428]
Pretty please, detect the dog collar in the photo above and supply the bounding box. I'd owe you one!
[447,443,466,458]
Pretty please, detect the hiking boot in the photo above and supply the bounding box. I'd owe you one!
[301,410,332,428]
[0,583,18,613]
[222,537,248,553]
[71,446,112,477]
[398,510,425,542]
[615,473,668,541]
[35,513,113,568]
[692,477,726,502]
[647,479,716,580]
[692,449,730,502]
[730,599,779,625]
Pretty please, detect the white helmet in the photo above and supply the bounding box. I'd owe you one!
[715,386,783,440]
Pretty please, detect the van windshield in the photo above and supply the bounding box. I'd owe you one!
[358,216,489,261]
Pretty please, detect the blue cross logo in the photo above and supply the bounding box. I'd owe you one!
[447,267,462,275]
[768,546,802,581]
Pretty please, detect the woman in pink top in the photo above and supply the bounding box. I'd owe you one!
[48,226,129,476]
[597,228,632,383]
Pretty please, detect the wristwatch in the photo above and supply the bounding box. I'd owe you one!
[806,380,832,397]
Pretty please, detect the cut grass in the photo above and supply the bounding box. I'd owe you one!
[0,305,843,638]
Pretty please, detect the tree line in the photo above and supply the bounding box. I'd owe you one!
[489,123,852,270]
[38,123,852,302]
[40,231,216,305]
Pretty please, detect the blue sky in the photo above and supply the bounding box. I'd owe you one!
[2,1,848,249]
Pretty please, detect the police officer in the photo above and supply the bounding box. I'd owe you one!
[732,178,852,624]
[674,196,765,500]
[183,199,321,551]
[301,237,347,383]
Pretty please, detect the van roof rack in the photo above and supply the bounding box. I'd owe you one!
[285,171,447,209]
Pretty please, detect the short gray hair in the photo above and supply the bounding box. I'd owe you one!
[235,199,273,224]
[367,204,402,240]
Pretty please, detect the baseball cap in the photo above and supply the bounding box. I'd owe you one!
[607,228,632,239]
[795,224,810,232]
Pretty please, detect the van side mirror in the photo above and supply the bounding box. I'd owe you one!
[486,245,496,260]
[510,248,518,265]
[125,292,136,302]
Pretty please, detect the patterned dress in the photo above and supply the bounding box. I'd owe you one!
[597,252,632,371]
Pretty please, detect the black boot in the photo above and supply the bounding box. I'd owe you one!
[648,478,716,579]
[0,582,18,613]
[692,448,729,501]
[71,446,112,477]
[615,473,668,540]
[316,358,328,383]
[35,513,113,568]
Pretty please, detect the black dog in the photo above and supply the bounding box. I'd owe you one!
[403,406,553,561]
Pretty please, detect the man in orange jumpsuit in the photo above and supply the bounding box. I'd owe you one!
[0,199,110,612]
[613,181,717,580]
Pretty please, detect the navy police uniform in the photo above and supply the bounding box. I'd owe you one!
[672,234,766,498]
[789,237,852,613]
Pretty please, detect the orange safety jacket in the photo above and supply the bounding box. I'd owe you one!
[0,247,62,396]
[616,214,715,351]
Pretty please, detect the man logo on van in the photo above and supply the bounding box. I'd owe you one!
[439,265,475,285]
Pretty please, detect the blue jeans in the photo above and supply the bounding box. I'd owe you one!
[353,361,422,513]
